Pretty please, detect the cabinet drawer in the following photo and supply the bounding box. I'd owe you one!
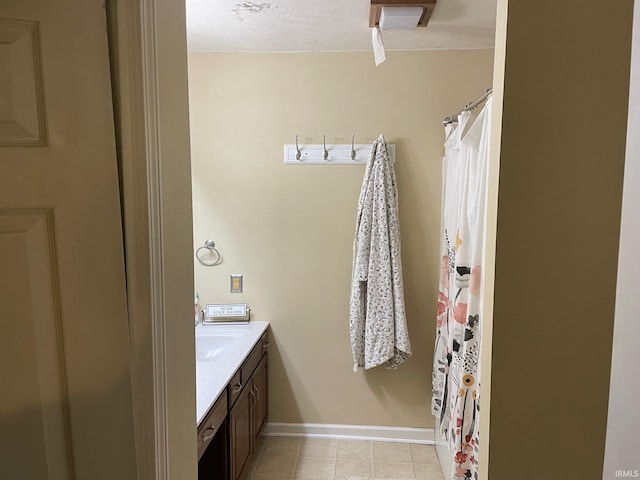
[197,391,227,460]
[241,332,269,384]
[228,369,243,408]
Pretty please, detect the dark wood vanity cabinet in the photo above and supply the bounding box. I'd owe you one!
[198,330,269,480]
[253,355,268,439]
[229,377,253,480]
[230,335,269,480]
[197,394,228,479]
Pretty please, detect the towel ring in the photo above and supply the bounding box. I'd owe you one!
[196,239,222,266]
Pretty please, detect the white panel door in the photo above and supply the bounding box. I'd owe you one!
[0,1,137,479]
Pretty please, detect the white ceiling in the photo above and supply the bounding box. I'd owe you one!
[186,0,497,52]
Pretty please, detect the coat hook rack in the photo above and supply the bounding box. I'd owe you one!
[284,134,395,165]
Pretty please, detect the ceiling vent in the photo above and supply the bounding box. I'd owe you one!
[369,1,437,29]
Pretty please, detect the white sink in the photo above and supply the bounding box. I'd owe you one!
[194,320,269,425]
[196,326,251,361]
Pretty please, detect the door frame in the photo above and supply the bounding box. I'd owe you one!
[107,0,196,478]
[109,2,637,480]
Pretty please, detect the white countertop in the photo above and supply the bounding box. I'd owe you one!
[195,321,270,425]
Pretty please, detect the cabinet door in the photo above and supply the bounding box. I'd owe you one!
[197,420,228,480]
[230,380,253,480]
[253,354,268,440]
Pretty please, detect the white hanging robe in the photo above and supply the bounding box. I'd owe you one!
[350,135,411,371]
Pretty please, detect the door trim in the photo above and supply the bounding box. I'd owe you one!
[108,0,196,478]
[140,1,170,478]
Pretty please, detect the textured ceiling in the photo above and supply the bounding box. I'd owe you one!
[186,0,497,52]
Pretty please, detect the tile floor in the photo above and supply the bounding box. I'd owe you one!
[246,436,446,480]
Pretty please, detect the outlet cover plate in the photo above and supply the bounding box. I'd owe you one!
[230,274,243,293]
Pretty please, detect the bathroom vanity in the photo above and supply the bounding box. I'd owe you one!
[196,321,270,480]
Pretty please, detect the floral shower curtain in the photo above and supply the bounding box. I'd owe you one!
[432,97,492,480]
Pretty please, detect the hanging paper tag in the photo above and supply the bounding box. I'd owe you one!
[372,27,386,66]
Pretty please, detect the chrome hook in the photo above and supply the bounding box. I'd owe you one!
[323,135,328,160]
[295,134,301,160]
[350,134,356,160]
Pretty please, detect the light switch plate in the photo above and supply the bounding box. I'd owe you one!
[230,274,243,293]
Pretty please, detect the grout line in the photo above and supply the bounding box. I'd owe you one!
[291,438,301,480]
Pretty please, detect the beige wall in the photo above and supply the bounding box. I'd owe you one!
[188,50,494,427]
[482,1,634,479]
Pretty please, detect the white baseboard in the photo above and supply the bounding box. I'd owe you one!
[262,423,435,445]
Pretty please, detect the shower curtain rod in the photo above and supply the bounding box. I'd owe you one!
[443,87,493,125]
